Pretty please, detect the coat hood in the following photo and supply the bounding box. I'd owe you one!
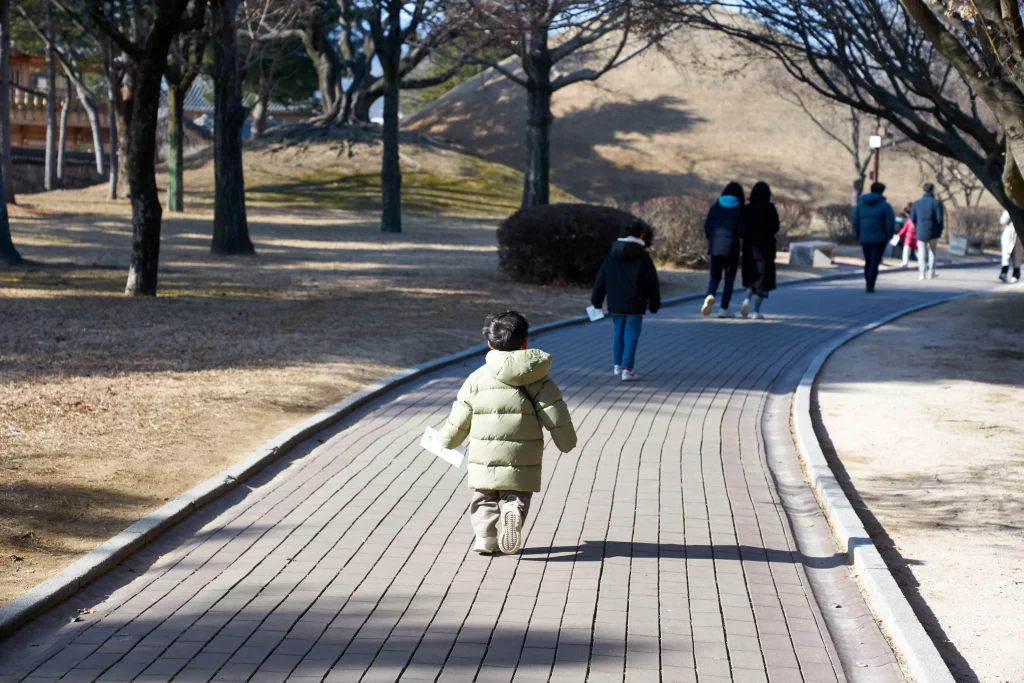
[485,349,552,387]
[750,181,772,204]
[611,237,645,261]
[860,193,886,207]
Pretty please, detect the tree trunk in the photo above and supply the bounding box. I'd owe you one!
[107,87,118,199]
[123,65,164,296]
[251,82,269,137]
[166,84,185,212]
[0,131,20,265]
[0,0,14,205]
[522,27,553,209]
[851,176,865,207]
[380,60,401,233]
[43,0,56,192]
[75,85,104,176]
[211,0,254,256]
[57,76,70,187]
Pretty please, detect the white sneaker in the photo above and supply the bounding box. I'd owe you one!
[498,508,523,555]
[929,271,938,279]
[751,312,765,320]
[474,537,498,554]
[621,369,638,382]
[1013,277,1020,284]
[613,365,621,376]
[701,295,715,317]
[740,299,750,318]
[919,273,926,280]
[718,309,735,319]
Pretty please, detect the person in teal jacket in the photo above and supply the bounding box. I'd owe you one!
[853,182,896,293]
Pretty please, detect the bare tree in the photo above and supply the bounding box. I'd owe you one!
[86,0,210,296]
[897,0,1024,236]
[667,0,1024,239]
[452,0,672,208]
[906,146,987,208]
[43,0,56,191]
[165,30,207,213]
[1,0,16,206]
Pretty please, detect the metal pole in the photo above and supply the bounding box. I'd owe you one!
[873,147,880,183]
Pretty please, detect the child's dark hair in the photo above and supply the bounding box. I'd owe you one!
[483,310,530,351]
[621,219,654,247]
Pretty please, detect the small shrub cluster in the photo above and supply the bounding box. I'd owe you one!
[497,204,648,285]
[949,206,1002,247]
[629,193,717,268]
[775,197,813,250]
[819,204,857,244]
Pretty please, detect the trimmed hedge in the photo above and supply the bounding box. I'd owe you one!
[497,204,650,285]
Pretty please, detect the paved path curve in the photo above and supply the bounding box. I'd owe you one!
[0,267,997,683]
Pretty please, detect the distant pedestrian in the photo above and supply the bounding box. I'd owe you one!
[853,181,896,293]
[896,202,918,268]
[438,311,577,556]
[999,210,1022,284]
[910,183,945,279]
[591,221,661,382]
[701,182,745,318]
[739,181,779,320]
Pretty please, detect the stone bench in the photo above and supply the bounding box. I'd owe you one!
[948,235,985,256]
[789,241,837,267]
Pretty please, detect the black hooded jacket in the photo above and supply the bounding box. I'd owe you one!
[591,239,661,316]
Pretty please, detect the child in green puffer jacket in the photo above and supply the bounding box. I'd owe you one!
[437,311,577,556]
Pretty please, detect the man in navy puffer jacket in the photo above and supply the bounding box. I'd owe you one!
[853,182,896,293]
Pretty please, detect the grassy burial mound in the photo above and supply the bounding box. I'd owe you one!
[407,24,926,208]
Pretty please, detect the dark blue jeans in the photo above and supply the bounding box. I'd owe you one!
[612,315,644,370]
[707,254,739,309]
[862,242,886,291]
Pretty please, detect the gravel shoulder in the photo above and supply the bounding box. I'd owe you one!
[815,290,1024,683]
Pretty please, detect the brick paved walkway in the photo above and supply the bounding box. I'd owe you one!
[1,267,996,683]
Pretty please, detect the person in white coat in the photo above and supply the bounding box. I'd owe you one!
[999,210,1022,283]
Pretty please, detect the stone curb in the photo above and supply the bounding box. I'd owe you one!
[791,291,987,683]
[0,258,986,641]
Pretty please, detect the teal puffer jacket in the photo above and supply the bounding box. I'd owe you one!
[437,348,577,492]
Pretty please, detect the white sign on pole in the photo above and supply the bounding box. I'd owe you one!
[869,135,883,149]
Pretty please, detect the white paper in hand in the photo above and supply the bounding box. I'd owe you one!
[889,235,900,247]
[421,426,466,468]
[586,305,606,322]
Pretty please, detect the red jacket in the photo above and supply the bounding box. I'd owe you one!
[897,219,918,249]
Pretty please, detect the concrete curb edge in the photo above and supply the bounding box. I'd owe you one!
[0,258,987,641]
[791,290,985,683]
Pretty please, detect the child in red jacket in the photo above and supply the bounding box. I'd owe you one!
[896,203,918,268]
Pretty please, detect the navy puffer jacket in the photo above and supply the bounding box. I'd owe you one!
[853,193,896,244]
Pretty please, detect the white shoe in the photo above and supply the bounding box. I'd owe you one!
[718,309,735,319]
[613,365,621,376]
[621,369,638,382]
[498,508,523,555]
[740,299,750,318]
[919,274,926,280]
[929,271,938,279]
[1013,277,1020,284]
[751,312,765,320]
[901,262,909,269]
[701,295,715,317]
[474,537,498,554]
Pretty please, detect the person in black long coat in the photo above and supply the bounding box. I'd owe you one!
[701,182,745,318]
[740,181,779,320]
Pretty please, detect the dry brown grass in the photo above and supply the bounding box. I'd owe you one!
[0,160,719,604]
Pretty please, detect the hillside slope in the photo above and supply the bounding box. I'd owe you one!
[407,25,926,207]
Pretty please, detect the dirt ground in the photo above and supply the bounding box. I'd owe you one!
[816,292,1024,683]
[0,175,853,606]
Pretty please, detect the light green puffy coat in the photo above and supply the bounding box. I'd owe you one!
[437,348,577,492]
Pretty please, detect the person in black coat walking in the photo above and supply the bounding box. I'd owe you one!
[740,181,779,320]
[591,220,661,382]
[701,182,745,319]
